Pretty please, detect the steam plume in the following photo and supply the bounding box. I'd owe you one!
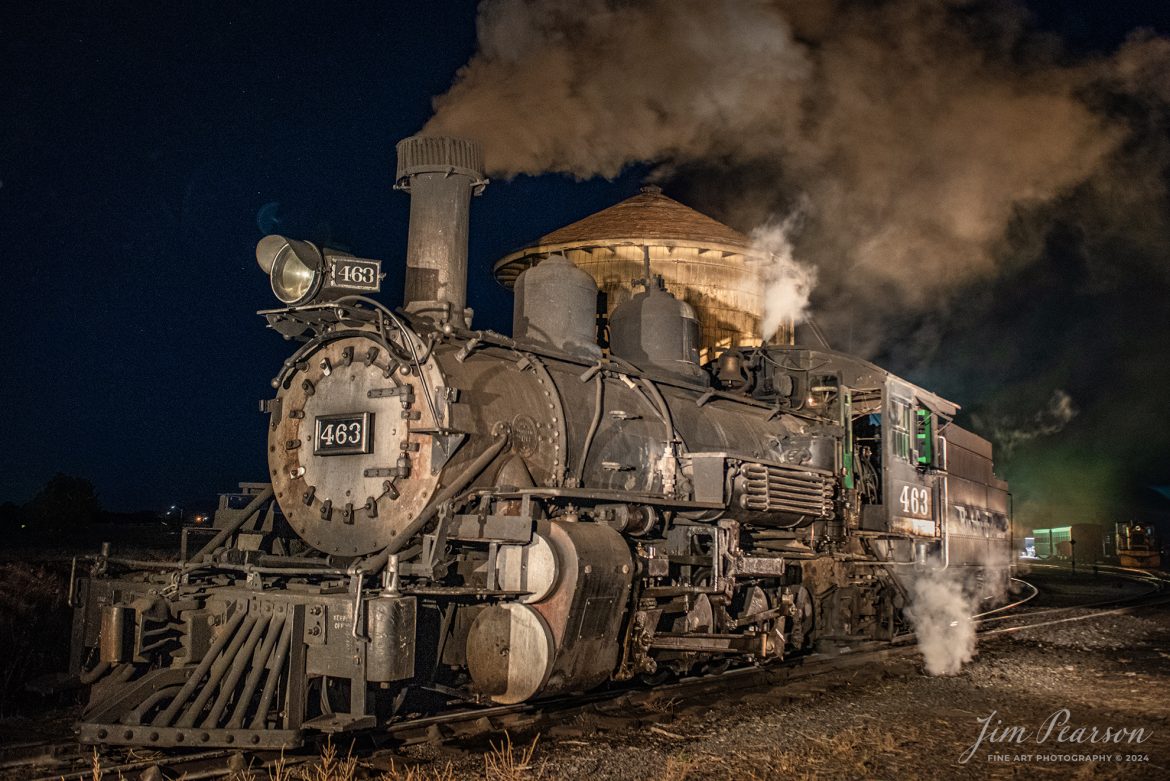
[904,567,976,676]
[748,214,816,340]
[905,547,1011,676]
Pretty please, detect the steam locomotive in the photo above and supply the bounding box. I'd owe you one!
[68,137,1011,750]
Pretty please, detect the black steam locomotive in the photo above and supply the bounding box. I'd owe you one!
[68,137,1011,749]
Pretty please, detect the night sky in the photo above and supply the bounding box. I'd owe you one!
[1,1,1167,516]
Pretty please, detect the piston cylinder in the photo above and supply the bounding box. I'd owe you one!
[465,520,632,703]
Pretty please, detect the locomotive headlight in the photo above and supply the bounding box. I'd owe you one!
[257,235,325,305]
[257,234,383,306]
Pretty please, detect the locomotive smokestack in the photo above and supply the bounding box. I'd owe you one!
[395,136,486,327]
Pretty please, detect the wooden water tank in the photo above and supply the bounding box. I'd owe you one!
[494,187,790,361]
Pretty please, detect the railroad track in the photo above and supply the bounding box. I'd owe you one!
[7,564,1167,781]
[974,562,1170,638]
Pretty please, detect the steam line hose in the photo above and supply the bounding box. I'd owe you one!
[574,369,605,485]
[354,432,510,575]
[335,295,442,434]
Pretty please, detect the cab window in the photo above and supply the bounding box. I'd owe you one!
[890,400,913,462]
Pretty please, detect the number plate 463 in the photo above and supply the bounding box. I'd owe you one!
[314,413,373,456]
[897,483,932,519]
[328,258,381,292]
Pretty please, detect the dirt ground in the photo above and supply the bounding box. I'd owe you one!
[2,569,1168,780]
[395,576,1170,780]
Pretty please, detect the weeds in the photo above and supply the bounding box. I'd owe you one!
[306,741,358,781]
[260,749,294,781]
[85,746,127,781]
[84,731,541,780]
[654,753,701,781]
[378,759,457,781]
[483,732,539,781]
[643,696,681,716]
[0,561,71,715]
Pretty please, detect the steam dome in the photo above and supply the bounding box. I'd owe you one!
[493,186,791,360]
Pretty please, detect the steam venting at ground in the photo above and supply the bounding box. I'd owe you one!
[904,567,976,676]
[425,0,1170,523]
[905,548,1012,676]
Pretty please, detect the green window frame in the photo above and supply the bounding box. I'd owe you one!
[915,408,933,466]
[890,400,912,462]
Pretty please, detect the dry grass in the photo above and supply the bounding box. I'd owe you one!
[84,747,128,781]
[653,753,702,781]
[642,696,681,716]
[84,731,542,780]
[483,732,540,781]
[244,741,357,781]
[739,723,902,780]
[378,759,457,781]
[0,561,71,714]
[304,742,359,781]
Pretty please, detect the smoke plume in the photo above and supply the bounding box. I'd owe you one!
[972,389,1079,457]
[425,0,810,178]
[425,1,1170,521]
[424,1,1165,315]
